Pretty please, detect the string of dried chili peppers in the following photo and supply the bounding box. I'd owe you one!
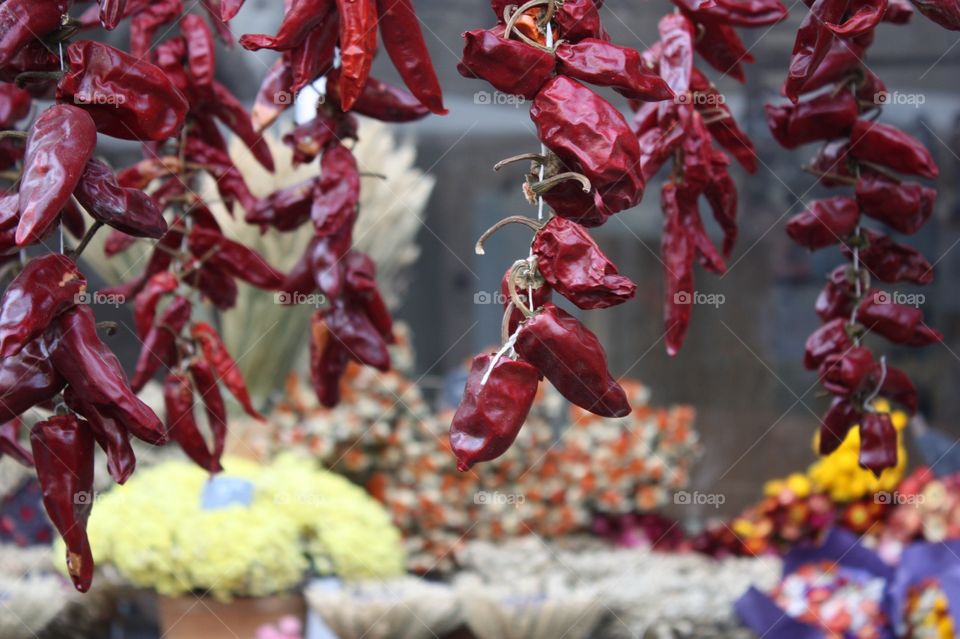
[769,2,943,475]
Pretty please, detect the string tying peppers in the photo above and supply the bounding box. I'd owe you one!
[768,7,941,475]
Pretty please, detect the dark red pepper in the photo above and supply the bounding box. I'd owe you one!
[63,387,136,485]
[844,230,934,284]
[765,91,859,149]
[131,296,192,392]
[555,39,674,101]
[73,159,168,238]
[819,397,861,455]
[858,412,897,475]
[819,346,875,396]
[336,0,378,110]
[0,0,68,67]
[661,183,695,357]
[855,175,935,235]
[312,143,360,236]
[192,321,264,420]
[0,338,66,423]
[164,372,223,473]
[375,0,446,114]
[188,359,229,469]
[309,312,349,408]
[848,119,939,179]
[785,196,860,250]
[188,227,285,290]
[459,27,554,100]
[0,418,32,467]
[804,317,853,369]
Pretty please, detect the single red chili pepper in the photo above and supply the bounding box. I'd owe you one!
[98,0,127,29]
[184,259,239,310]
[0,418,33,467]
[188,358,228,467]
[449,353,539,471]
[0,83,31,127]
[766,91,859,149]
[555,39,674,101]
[131,296,192,392]
[304,229,353,299]
[514,303,630,417]
[785,196,860,250]
[804,317,853,369]
[324,298,391,371]
[872,364,918,412]
[856,293,942,345]
[209,81,276,172]
[252,58,295,133]
[693,21,754,82]
[848,119,939,179]
[843,230,934,284]
[335,0,377,111]
[661,183,696,357]
[183,136,258,212]
[15,105,98,247]
[313,144,360,236]
[289,14,338,94]
[459,27,555,100]
[824,0,886,35]
[182,13,216,98]
[858,411,897,475]
[910,0,960,29]
[704,150,739,257]
[343,252,394,341]
[128,0,183,59]
[58,41,190,142]
[676,0,788,26]
[133,271,180,339]
[883,0,915,22]
[658,13,695,94]
[375,0,446,114]
[815,266,856,321]
[188,227,285,290]
[63,386,136,485]
[783,0,847,102]
[73,159,168,239]
[0,337,66,423]
[221,0,246,21]
[282,112,357,166]
[164,372,222,473]
[819,397,861,455]
[855,175,935,235]
[553,0,608,41]
[31,414,96,592]
[0,254,86,359]
[191,321,264,420]
[531,217,636,310]
[0,0,69,67]
[246,179,314,231]
[531,76,644,214]
[309,312,349,408]
[240,0,334,51]
[789,39,869,96]
[46,305,167,445]
[325,69,430,122]
[819,346,875,396]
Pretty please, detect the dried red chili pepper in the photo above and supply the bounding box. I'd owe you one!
[188,227,285,289]
[313,144,360,236]
[240,0,333,51]
[658,13,695,94]
[282,112,357,166]
[98,0,128,30]
[555,39,674,101]
[251,59,295,133]
[46,305,167,445]
[848,120,939,179]
[326,70,430,123]
[855,176,935,235]
[844,230,934,284]
[786,196,860,250]
[910,0,960,28]
[343,252,394,341]
[515,303,629,417]
[192,322,264,420]
[324,298,391,372]
[820,345,876,397]
[553,0,608,41]
[816,266,857,321]
[459,27,555,100]
[501,267,552,335]
[766,91,859,149]
[449,353,539,471]
[858,412,897,475]
[804,317,853,369]
[856,293,942,345]
[0,0,68,67]
[661,183,695,356]
[73,159,168,238]
[0,84,31,127]
[694,22,753,82]
[184,260,239,310]
[335,0,377,110]
[0,337,66,423]
[210,82,276,172]
[182,14,216,97]
[375,0,446,114]
[0,419,32,467]
[129,0,183,59]
[824,0,887,35]
[131,296,192,392]
[221,0,246,21]
[819,397,861,455]
[678,0,788,26]
[289,16,338,94]
[164,372,222,473]
[0,254,86,358]
[58,41,189,142]
[16,105,98,247]
[783,0,847,102]
[531,76,644,214]
[309,313,349,408]
[187,359,228,467]
[532,217,636,309]
[31,414,96,592]
[183,136,258,213]
[246,179,314,231]
[63,387,136,485]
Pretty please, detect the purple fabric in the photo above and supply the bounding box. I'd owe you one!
[886,541,960,630]
[734,586,825,639]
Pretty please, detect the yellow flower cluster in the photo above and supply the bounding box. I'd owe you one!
[762,399,908,503]
[57,455,405,601]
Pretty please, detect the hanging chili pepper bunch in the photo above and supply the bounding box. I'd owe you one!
[234,0,445,407]
[635,1,787,355]
[768,8,941,476]
[448,0,682,471]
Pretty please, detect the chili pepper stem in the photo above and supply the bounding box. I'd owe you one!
[801,165,858,186]
[529,171,592,196]
[493,153,546,171]
[68,220,104,260]
[0,131,27,140]
[475,215,544,255]
[14,70,65,87]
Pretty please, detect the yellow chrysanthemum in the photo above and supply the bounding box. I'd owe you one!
[55,455,405,600]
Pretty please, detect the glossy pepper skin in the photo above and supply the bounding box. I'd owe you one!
[449,354,540,471]
[31,415,96,592]
[133,271,179,339]
[0,0,69,67]
[0,419,33,467]
[188,359,229,468]
[0,254,86,358]
[555,39,674,101]
[63,387,136,485]
[856,293,942,345]
[239,0,333,51]
[819,346,875,396]
[246,179,314,231]
[192,322,264,420]
[309,313,349,408]
[783,0,847,102]
[531,76,644,214]
[164,372,223,473]
[131,296,192,392]
[375,0,446,114]
[210,82,276,172]
[804,317,852,369]
[335,0,378,110]
[910,0,960,29]
[187,227,285,290]
[532,217,636,310]
[785,196,860,250]
[661,183,696,357]
[848,119,940,179]
[0,338,66,423]
[844,230,934,284]
[459,28,555,100]
[855,176,935,235]
[325,70,430,123]
[73,159,168,238]
[765,91,859,149]
[312,143,360,235]
[858,412,897,476]
[57,41,190,142]
[16,105,98,247]
[515,304,630,418]
[46,305,167,445]
[501,267,551,335]
[819,397,861,455]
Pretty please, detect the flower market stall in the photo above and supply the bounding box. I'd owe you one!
[1,0,960,638]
